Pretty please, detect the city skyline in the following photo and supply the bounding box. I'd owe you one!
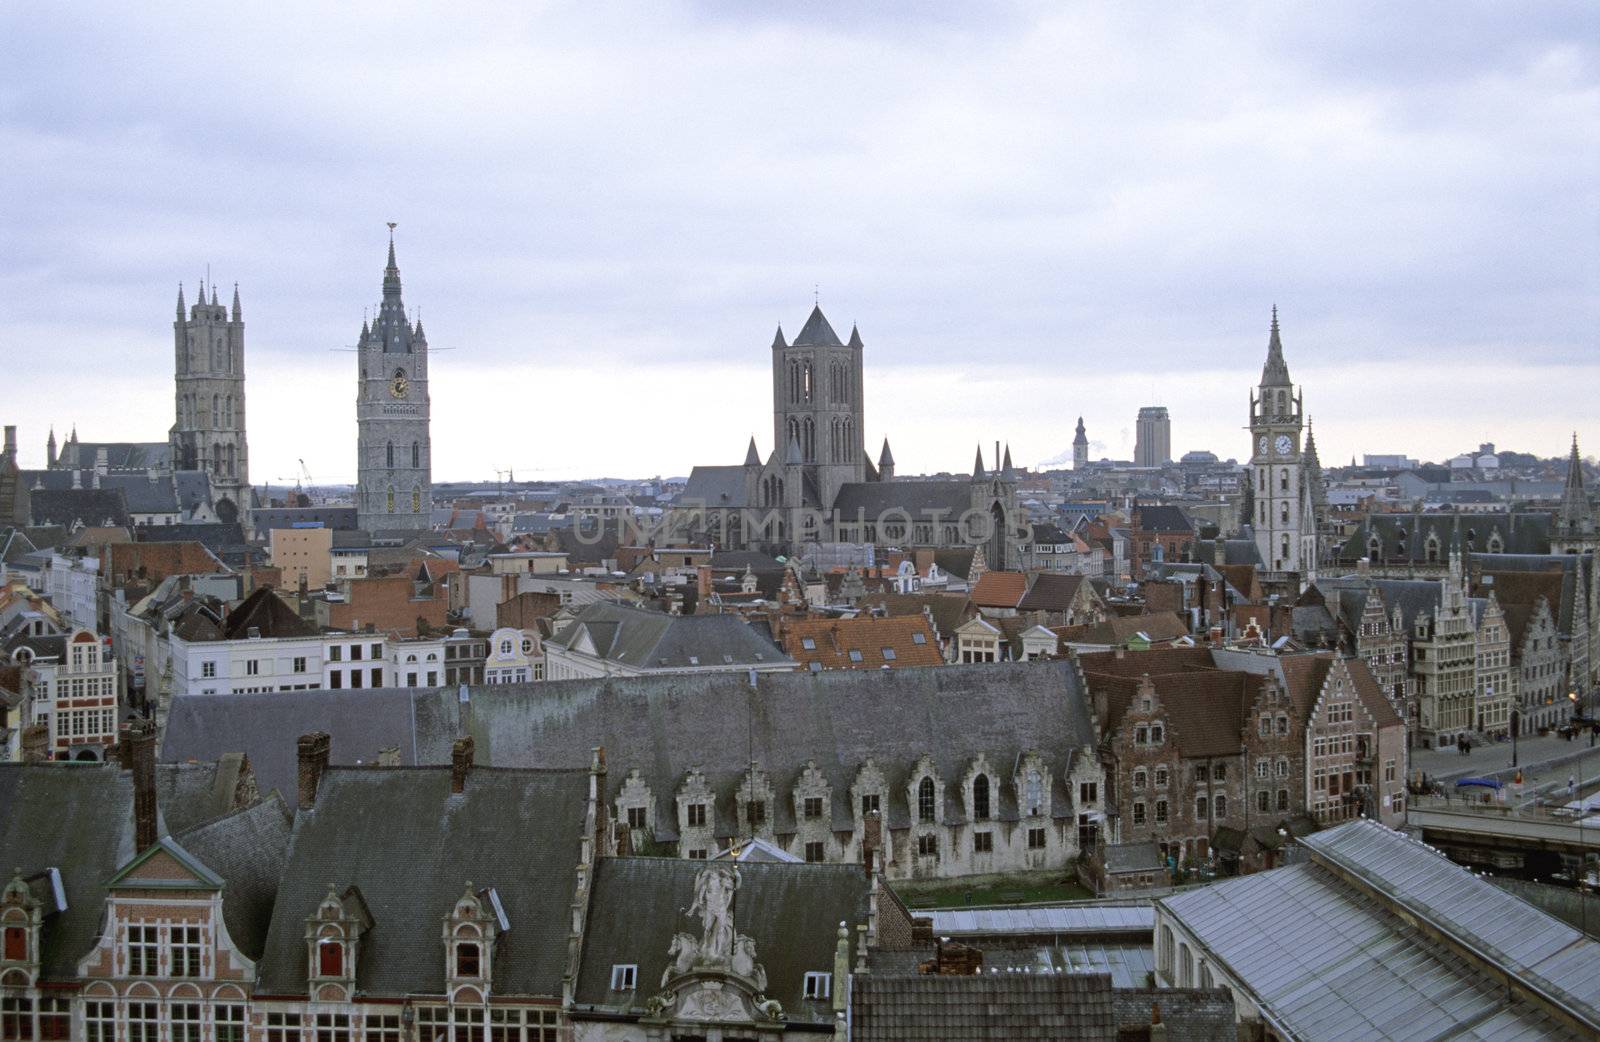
[3,3,1596,481]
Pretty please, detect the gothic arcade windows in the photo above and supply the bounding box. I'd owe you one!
[412,441,420,468]
[918,777,936,822]
[412,485,422,513]
[972,775,991,820]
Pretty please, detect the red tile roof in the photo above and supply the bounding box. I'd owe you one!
[970,570,1027,608]
[779,615,944,671]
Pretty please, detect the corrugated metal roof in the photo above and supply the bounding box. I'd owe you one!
[926,903,1153,937]
[1160,821,1598,1040]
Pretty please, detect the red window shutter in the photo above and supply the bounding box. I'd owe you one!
[3,926,25,961]
[319,941,343,977]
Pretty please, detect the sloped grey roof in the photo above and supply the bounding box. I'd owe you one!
[162,663,1097,838]
[680,465,751,508]
[852,972,1118,1041]
[792,305,844,347]
[830,480,972,519]
[0,764,137,979]
[155,755,250,834]
[546,600,790,670]
[29,488,130,528]
[575,858,868,1022]
[174,792,292,961]
[1159,820,1599,1040]
[1336,511,1552,562]
[1104,841,1163,875]
[257,765,589,998]
[1302,820,1600,1028]
[252,506,359,531]
[1189,537,1262,567]
[161,689,422,807]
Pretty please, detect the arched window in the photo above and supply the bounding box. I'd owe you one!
[972,775,991,820]
[412,441,419,468]
[412,486,421,513]
[212,442,222,475]
[386,487,395,513]
[225,443,236,477]
[1368,536,1381,560]
[223,396,233,426]
[802,362,814,402]
[918,777,936,822]
[1425,536,1440,564]
[1280,503,1289,524]
[1025,770,1043,816]
[455,942,480,978]
[212,394,219,422]
[1280,470,1289,491]
[386,442,394,469]
[802,418,814,462]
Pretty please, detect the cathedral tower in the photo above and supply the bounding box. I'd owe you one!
[1552,434,1597,555]
[356,229,433,533]
[770,305,865,509]
[1073,417,1088,470]
[1248,308,1309,576]
[170,279,249,523]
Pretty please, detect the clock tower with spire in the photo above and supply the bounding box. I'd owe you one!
[356,227,433,533]
[1248,308,1310,577]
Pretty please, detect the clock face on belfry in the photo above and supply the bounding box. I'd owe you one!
[1275,434,1293,456]
[1257,435,1269,456]
[389,374,408,399]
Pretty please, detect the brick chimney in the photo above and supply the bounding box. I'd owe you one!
[696,565,712,602]
[297,731,332,808]
[128,718,159,850]
[451,735,475,794]
[862,811,882,876]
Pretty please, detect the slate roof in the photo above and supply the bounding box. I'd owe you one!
[173,792,292,961]
[1133,504,1193,534]
[29,488,131,529]
[1054,612,1190,648]
[252,506,360,531]
[220,586,316,640]
[155,754,253,833]
[1018,573,1090,614]
[1104,841,1164,875]
[162,690,423,807]
[852,972,1119,1041]
[0,764,137,979]
[257,765,590,998]
[680,465,752,508]
[137,522,248,553]
[792,305,844,347]
[830,481,973,520]
[574,858,868,1023]
[859,593,973,639]
[1189,538,1263,567]
[546,600,791,670]
[1336,511,1552,562]
[162,663,1098,835]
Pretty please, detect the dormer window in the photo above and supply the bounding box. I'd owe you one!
[318,939,343,977]
[804,971,832,1000]
[456,942,480,978]
[610,964,638,990]
[2,927,23,962]
[972,775,991,820]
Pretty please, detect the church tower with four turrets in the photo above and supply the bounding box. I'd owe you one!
[170,280,249,523]
[355,229,434,533]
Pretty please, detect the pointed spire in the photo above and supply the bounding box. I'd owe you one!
[231,282,241,321]
[793,305,843,347]
[210,283,219,307]
[1002,443,1015,479]
[744,436,761,467]
[878,438,895,468]
[1559,433,1590,532]
[847,324,863,350]
[785,431,804,466]
[413,316,426,341]
[972,444,986,480]
[1260,305,1291,387]
[176,283,186,319]
[382,223,402,301]
[771,325,787,350]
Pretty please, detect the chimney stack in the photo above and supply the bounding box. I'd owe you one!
[129,718,159,850]
[450,735,475,794]
[297,731,332,808]
[1,425,15,462]
[862,811,882,876]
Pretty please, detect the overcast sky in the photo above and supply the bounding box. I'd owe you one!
[3,2,1596,485]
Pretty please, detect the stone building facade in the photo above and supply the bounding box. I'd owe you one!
[1246,309,1320,581]
[355,231,433,534]
[170,280,249,525]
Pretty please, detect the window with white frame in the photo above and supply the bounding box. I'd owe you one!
[215,1004,247,1042]
[126,923,159,975]
[804,971,832,999]
[265,1011,304,1042]
[84,1000,117,1042]
[611,963,638,990]
[171,924,203,976]
[127,1001,159,1042]
[488,1007,560,1042]
[171,1001,203,1042]
[313,1011,352,1042]
[201,661,216,678]
[362,1013,401,1042]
